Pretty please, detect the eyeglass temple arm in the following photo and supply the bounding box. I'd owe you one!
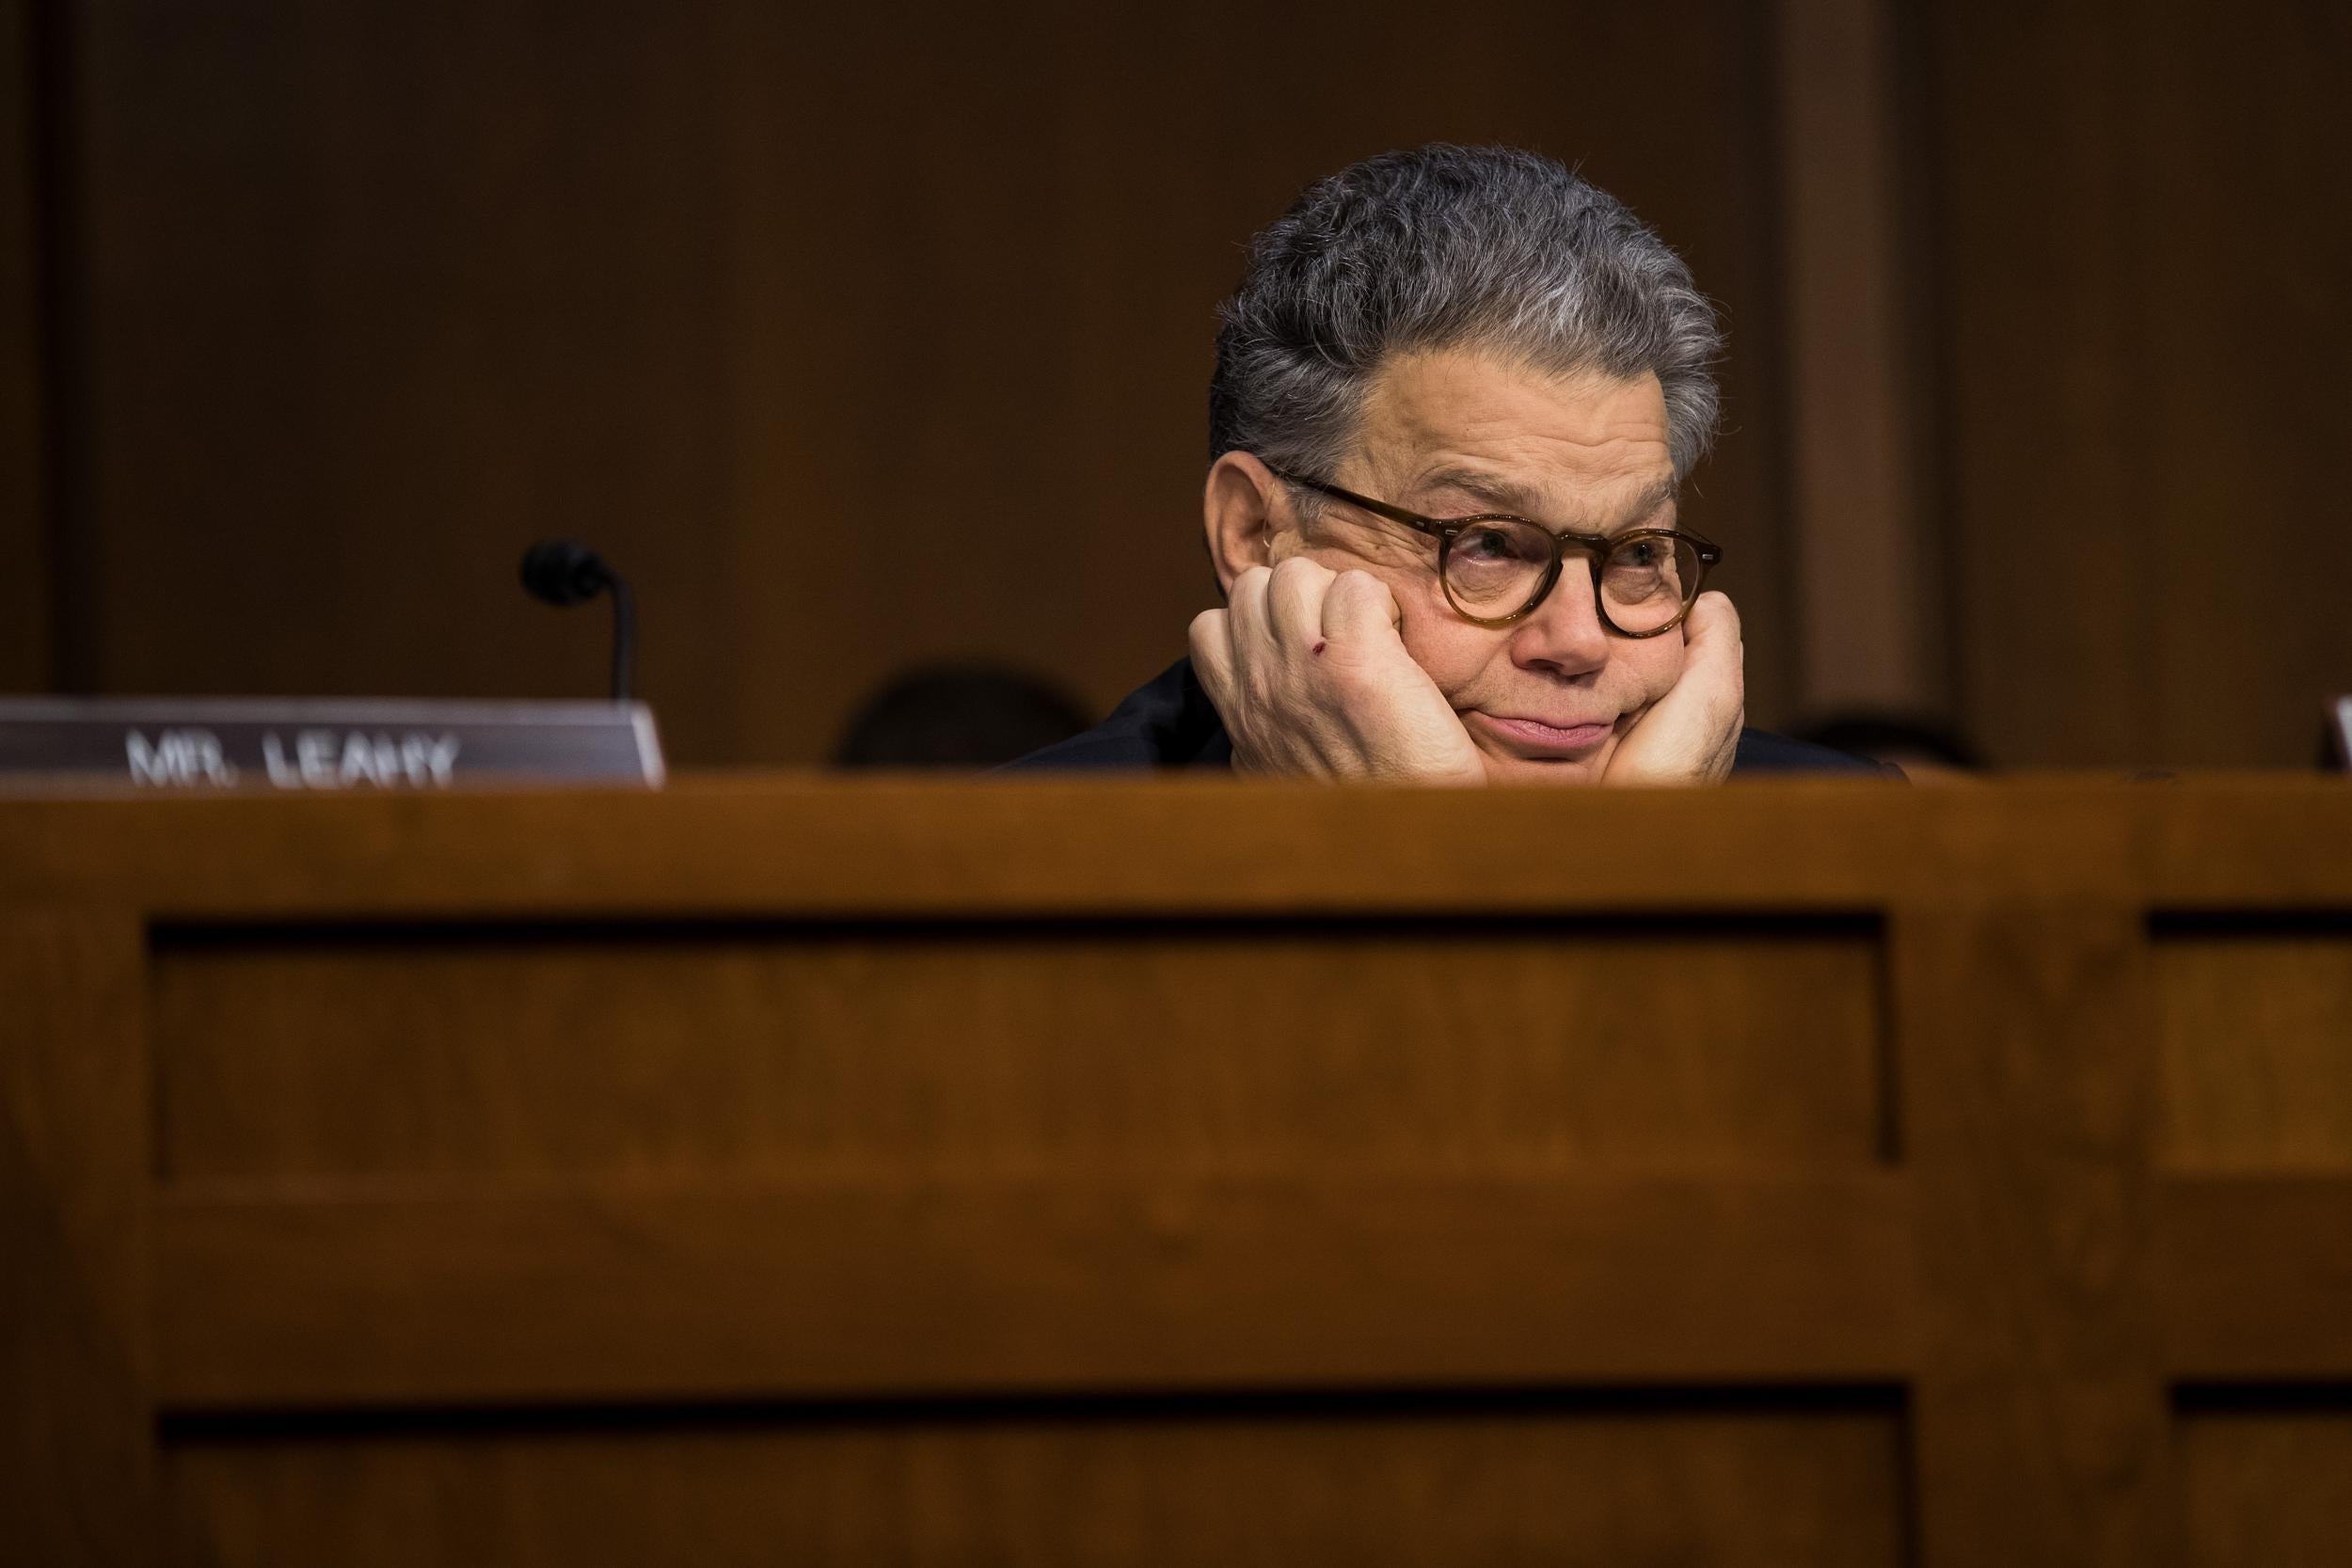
[1265,467,1449,539]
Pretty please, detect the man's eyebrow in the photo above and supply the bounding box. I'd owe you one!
[1409,467,1679,532]
[1406,466,1546,515]
[1602,477,1681,534]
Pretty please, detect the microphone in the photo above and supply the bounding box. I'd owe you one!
[520,540,638,702]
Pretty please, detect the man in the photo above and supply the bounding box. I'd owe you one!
[1017,144,1877,782]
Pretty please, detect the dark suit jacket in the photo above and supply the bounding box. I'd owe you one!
[1009,657,1892,776]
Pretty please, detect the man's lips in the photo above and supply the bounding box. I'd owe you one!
[1467,711,1618,755]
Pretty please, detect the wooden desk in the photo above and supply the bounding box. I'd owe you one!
[6,778,2351,1566]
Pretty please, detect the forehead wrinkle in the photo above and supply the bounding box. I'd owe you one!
[1404,463,1547,514]
[1589,474,1680,533]
[1351,347,1677,527]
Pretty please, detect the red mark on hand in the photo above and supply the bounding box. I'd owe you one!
[1311,640,1327,656]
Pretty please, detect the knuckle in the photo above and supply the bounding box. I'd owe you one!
[1269,557,1331,593]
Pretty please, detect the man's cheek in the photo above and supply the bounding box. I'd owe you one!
[1391,593,1485,692]
[1634,640,1687,705]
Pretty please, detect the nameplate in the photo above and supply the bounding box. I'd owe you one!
[0,698,665,793]
[2335,696,2352,772]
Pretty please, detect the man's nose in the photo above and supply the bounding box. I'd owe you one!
[1508,561,1613,676]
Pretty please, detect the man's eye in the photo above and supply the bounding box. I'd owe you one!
[1615,539,1663,569]
[1458,525,1544,562]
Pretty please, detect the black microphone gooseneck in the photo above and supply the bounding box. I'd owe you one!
[519,540,637,702]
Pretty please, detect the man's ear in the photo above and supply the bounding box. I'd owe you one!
[1202,451,1283,595]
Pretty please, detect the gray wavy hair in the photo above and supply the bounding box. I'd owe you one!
[1208,145,1723,484]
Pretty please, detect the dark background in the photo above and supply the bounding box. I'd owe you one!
[3,0,2344,769]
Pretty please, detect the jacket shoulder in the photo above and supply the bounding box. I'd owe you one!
[1003,657,1231,772]
[1731,728,1900,776]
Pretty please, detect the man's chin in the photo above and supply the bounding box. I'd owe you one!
[1476,742,1615,786]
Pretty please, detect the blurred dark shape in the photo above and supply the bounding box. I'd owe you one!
[1792,713,1987,782]
[834,664,1091,769]
[518,540,637,701]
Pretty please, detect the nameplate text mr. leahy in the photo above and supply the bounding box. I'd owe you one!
[0,698,664,792]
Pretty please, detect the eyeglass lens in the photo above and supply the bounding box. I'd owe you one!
[1444,521,1698,632]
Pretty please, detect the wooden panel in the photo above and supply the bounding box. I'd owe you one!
[156,1173,1914,1408]
[0,908,151,1562]
[1925,0,2151,768]
[2159,1176,2352,1381]
[2158,932,2352,1170]
[165,1407,1904,1568]
[10,781,2352,1563]
[0,776,2189,919]
[1929,0,2352,768]
[154,924,1883,1181]
[1775,0,1937,714]
[0,0,45,693]
[2149,788,2352,908]
[69,0,1802,764]
[2135,4,2352,771]
[1895,901,2179,1566]
[2182,1410,2352,1568]
[10,778,2331,926]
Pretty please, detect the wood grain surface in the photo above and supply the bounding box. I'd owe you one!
[0,0,46,695]
[151,922,1881,1181]
[2159,931,2352,1170]
[165,1405,1905,1568]
[2180,1407,2352,1568]
[155,1172,1915,1409]
[1897,901,2179,1565]
[2159,1176,2352,1381]
[0,907,152,1561]
[6,776,2351,917]
[3,778,2349,1566]
[1927,0,2352,768]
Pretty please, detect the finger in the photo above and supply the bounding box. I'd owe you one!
[1666,594,1746,779]
[1219,565,1277,682]
[1227,563,1274,634]
[1188,608,1237,709]
[1670,592,1743,701]
[1602,594,1745,786]
[1319,568,1406,644]
[1266,558,1334,648]
[1682,590,1742,668]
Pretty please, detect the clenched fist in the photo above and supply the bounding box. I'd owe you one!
[1189,559,1486,785]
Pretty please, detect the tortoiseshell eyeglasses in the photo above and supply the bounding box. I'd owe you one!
[1268,467,1723,638]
